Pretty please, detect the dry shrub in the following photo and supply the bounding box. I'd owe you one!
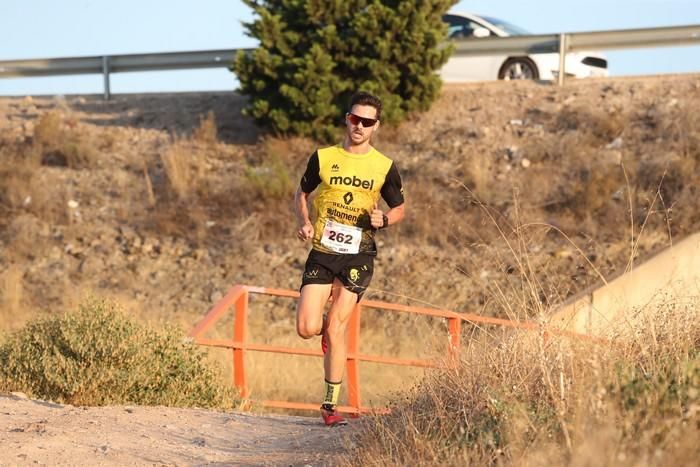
[345,302,699,466]
[193,111,218,145]
[0,164,70,228]
[159,138,204,200]
[553,105,625,143]
[33,111,99,169]
[0,298,238,409]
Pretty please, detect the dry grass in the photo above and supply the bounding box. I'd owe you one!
[344,302,699,466]
[159,138,204,201]
[33,111,100,169]
[193,111,218,146]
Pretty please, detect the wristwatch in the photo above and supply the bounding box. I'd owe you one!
[380,214,389,229]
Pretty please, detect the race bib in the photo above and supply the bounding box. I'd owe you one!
[321,220,362,254]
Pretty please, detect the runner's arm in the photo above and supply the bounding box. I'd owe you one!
[383,202,405,227]
[294,186,313,229]
[375,161,405,228]
[295,151,321,240]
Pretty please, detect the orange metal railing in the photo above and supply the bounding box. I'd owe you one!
[188,284,600,414]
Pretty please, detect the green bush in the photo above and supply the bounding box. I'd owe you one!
[0,299,238,409]
[233,0,457,141]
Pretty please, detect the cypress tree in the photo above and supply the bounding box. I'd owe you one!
[234,0,457,141]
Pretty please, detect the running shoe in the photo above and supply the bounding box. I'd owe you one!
[321,405,347,427]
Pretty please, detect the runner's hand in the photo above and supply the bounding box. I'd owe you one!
[297,222,314,241]
[370,207,385,229]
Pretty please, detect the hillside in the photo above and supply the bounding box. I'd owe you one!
[2,74,699,326]
[1,74,699,465]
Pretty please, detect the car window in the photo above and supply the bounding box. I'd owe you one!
[480,16,530,35]
[442,14,492,39]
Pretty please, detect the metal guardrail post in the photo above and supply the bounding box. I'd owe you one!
[102,56,111,100]
[558,33,568,86]
[346,303,362,412]
[233,289,249,398]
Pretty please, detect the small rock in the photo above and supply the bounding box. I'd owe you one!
[67,200,79,209]
[555,250,572,259]
[606,137,624,149]
[193,248,209,260]
[509,119,523,126]
[25,422,46,433]
[210,290,223,303]
[505,146,519,160]
[521,158,531,168]
[192,437,206,447]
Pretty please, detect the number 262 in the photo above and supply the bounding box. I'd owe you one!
[328,230,353,244]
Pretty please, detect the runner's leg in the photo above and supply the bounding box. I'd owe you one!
[324,278,358,382]
[297,284,332,339]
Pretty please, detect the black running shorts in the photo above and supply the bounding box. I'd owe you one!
[301,249,374,300]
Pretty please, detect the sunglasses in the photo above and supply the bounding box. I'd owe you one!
[346,112,378,128]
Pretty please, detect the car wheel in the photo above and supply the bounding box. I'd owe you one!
[498,58,539,80]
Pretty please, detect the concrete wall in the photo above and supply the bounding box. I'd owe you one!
[549,232,700,337]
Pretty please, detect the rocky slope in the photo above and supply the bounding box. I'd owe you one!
[1,74,699,334]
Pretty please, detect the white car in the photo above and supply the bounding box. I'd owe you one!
[441,12,609,82]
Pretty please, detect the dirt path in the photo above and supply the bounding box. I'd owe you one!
[0,393,355,466]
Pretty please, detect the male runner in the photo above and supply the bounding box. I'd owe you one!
[294,91,405,427]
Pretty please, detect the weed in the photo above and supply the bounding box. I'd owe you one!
[159,138,203,201]
[244,150,293,201]
[344,305,699,466]
[193,111,218,146]
[33,111,98,169]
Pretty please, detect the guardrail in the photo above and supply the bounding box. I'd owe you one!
[2,24,697,98]
[188,284,602,414]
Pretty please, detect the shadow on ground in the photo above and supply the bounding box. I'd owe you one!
[70,92,259,145]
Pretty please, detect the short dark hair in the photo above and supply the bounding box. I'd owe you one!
[349,91,382,120]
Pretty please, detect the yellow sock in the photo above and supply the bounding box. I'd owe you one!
[322,380,341,407]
